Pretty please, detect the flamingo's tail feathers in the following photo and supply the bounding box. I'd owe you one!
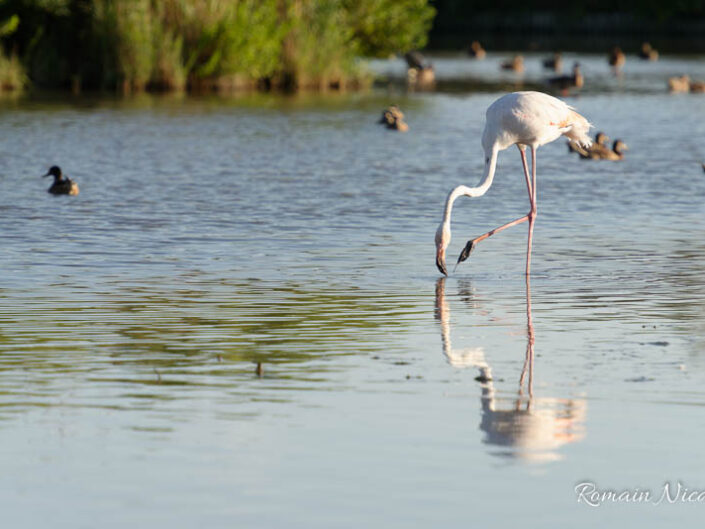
[564,110,592,149]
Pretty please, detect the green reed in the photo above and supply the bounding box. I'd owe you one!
[0,0,434,92]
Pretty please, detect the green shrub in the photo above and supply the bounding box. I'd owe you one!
[0,0,436,91]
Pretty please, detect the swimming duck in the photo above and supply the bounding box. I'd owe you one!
[404,51,428,71]
[378,105,404,124]
[608,47,625,70]
[689,80,705,93]
[468,41,486,60]
[584,139,628,161]
[407,65,435,87]
[639,42,659,61]
[542,52,563,72]
[43,166,79,195]
[548,62,583,94]
[404,51,435,88]
[568,131,609,156]
[668,75,690,93]
[379,106,409,132]
[500,55,524,73]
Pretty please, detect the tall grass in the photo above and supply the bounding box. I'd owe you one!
[0,51,25,90]
[0,0,434,92]
[0,12,24,90]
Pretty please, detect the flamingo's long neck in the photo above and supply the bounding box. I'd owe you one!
[442,146,499,225]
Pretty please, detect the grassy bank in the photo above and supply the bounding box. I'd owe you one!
[0,0,434,93]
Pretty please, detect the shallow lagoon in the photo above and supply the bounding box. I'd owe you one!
[1,53,705,527]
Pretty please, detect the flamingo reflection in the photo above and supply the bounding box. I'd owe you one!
[435,277,586,463]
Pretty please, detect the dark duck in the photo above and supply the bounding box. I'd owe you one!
[43,166,79,195]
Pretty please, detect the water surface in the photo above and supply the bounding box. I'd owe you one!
[1,54,705,527]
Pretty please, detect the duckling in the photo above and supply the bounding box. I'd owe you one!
[668,75,691,93]
[608,47,626,70]
[468,41,486,60]
[586,139,628,161]
[548,62,583,94]
[500,55,524,73]
[43,166,79,195]
[542,52,563,72]
[639,42,659,61]
[569,131,609,156]
[689,80,705,93]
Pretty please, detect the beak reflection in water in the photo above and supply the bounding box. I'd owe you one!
[434,277,587,463]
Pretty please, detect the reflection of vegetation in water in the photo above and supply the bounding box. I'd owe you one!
[0,278,419,417]
[0,279,415,375]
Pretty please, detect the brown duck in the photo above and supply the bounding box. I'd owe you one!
[468,41,486,59]
[43,166,79,195]
[582,139,628,161]
[568,131,609,156]
[500,55,524,73]
[639,42,659,61]
[548,62,584,94]
[608,47,626,70]
[542,52,563,72]
[378,106,409,132]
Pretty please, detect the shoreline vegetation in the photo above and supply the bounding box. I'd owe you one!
[3,1,705,95]
[0,0,434,94]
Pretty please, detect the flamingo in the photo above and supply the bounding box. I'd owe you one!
[434,91,592,276]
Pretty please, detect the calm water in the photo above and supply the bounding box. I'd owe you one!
[2,53,705,527]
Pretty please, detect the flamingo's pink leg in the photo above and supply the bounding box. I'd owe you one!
[455,145,537,267]
[525,146,538,276]
[518,145,533,201]
[472,214,530,245]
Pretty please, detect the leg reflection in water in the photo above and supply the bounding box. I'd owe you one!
[434,277,586,463]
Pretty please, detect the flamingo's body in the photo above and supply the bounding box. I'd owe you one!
[435,91,592,276]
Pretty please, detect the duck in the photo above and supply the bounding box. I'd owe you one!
[608,47,626,70]
[404,51,428,71]
[548,62,583,94]
[43,166,79,195]
[542,52,563,72]
[468,41,486,59]
[668,75,691,93]
[407,64,435,87]
[689,80,705,93]
[583,139,628,161]
[379,106,409,132]
[639,42,659,61]
[404,51,435,88]
[500,55,524,73]
[568,131,609,156]
[378,105,404,124]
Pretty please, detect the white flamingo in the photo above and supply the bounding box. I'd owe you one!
[435,91,592,276]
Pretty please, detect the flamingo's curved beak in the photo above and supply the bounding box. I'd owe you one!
[436,247,447,276]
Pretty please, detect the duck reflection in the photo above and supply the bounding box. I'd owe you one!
[435,277,586,463]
